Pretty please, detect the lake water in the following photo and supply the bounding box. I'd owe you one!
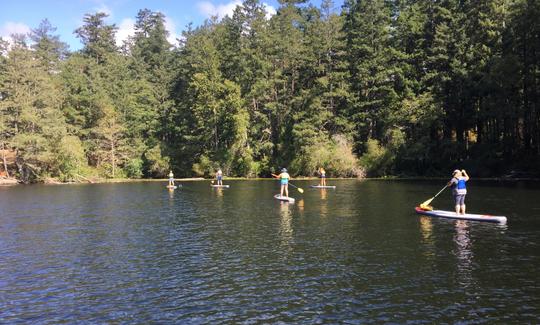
[1,180,539,323]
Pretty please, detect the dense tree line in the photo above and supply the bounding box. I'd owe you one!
[1,0,539,182]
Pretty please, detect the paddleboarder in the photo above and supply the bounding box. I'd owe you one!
[168,170,175,188]
[276,168,290,198]
[216,168,223,186]
[318,167,327,186]
[448,169,470,215]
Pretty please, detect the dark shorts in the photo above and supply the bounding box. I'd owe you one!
[320,175,326,178]
[217,176,222,181]
[454,194,466,206]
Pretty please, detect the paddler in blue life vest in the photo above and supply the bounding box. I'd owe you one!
[216,168,223,186]
[448,169,470,215]
[168,170,175,187]
[276,168,290,198]
[318,167,327,186]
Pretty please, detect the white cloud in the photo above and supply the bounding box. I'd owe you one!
[0,22,31,48]
[263,3,276,19]
[197,1,276,20]
[0,22,31,39]
[94,4,113,17]
[164,16,180,47]
[115,18,135,46]
[197,0,242,19]
[114,15,180,48]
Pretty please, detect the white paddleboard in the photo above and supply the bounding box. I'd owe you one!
[415,207,507,224]
[166,185,177,190]
[310,185,336,189]
[274,194,295,203]
[211,185,230,188]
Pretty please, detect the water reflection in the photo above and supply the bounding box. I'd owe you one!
[213,187,224,198]
[453,220,475,288]
[419,217,435,258]
[168,188,175,201]
[279,202,293,249]
[319,189,328,217]
[320,188,327,200]
[297,199,304,214]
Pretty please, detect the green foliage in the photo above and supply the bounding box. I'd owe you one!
[359,139,391,177]
[291,134,360,177]
[1,0,540,182]
[29,19,69,71]
[192,155,215,177]
[327,135,362,177]
[125,158,144,178]
[74,12,118,63]
[89,100,129,178]
[360,129,405,177]
[54,135,87,181]
[144,144,170,177]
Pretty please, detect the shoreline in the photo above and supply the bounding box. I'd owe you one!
[3,176,540,186]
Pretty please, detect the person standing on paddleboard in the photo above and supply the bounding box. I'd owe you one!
[216,168,223,186]
[277,168,290,198]
[318,167,327,186]
[448,169,470,215]
[168,170,175,187]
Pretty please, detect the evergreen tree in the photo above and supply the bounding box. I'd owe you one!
[29,19,69,71]
[74,12,118,63]
[510,0,540,160]
[289,1,351,175]
[0,37,10,177]
[266,0,309,167]
[0,36,83,182]
[423,0,469,163]
[230,0,274,173]
[90,98,130,178]
[2,2,540,181]
[343,0,399,146]
[130,9,174,176]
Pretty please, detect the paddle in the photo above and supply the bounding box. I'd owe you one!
[419,185,448,209]
[288,182,304,193]
[271,173,304,193]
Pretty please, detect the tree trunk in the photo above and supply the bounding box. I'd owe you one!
[213,107,219,151]
[111,139,116,178]
[1,142,9,178]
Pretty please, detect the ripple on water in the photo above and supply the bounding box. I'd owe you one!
[1,181,540,323]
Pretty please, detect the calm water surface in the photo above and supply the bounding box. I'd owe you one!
[1,180,539,323]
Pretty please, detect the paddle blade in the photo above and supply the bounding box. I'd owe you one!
[420,197,434,208]
[297,188,304,193]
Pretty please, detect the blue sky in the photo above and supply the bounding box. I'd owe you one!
[0,0,343,51]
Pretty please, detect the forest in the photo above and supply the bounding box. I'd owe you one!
[1,0,539,183]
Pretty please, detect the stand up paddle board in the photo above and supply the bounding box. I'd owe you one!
[274,194,295,203]
[166,185,178,190]
[415,207,507,224]
[211,184,230,188]
[310,185,336,189]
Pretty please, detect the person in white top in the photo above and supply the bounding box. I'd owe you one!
[168,171,175,187]
[216,168,223,185]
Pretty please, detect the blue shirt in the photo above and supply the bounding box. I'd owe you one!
[450,176,467,195]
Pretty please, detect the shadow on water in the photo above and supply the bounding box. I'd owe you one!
[0,179,539,323]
